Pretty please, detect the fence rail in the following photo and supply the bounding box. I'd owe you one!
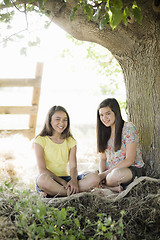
[0,62,43,140]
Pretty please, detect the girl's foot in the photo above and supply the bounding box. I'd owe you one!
[39,191,48,198]
[101,184,123,193]
[91,185,122,197]
[107,185,123,193]
[91,188,106,197]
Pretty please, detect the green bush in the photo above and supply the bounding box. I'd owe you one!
[1,182,125,239]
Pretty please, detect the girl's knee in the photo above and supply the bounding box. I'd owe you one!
[37,173,50,189]
[88,172,100,187]
[106,168,121,186]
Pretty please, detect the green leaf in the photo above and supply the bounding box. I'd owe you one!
[102,225,107,231]
[110,7,122,29]
[70,6,78,21]
[99,13,109,30]
[56,208,67,226]
[37,0,44,8]
[93,7,101,21]
[104,232,113,239]
[132,3,142,24]
[123,6,130,26]
[28,37,40,47]
[83,4,93,21]
[68,235,75,240]
[105,0,110,10]
[44,20,51,29]
[60,208,67,220]
[20,47,27,56]
[74,218,80,228]
[3,0,11,7]
[113,0,123,9]
[37,204,46,217]
[0,186,3,192]
[104,216,112,226]
[16,34,24,39]
[120,210,125,216]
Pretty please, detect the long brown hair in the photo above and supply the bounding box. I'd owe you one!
[97,98,124,153]
[37,106,73,139]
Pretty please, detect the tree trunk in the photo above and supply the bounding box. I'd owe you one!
[118,41,160,178]
[45,0,160,178]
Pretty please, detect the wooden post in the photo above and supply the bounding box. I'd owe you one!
[29,62,44,138]
[0,62,44,140]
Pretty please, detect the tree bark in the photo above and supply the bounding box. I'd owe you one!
[119,40,160,178]
[45,0,160,177]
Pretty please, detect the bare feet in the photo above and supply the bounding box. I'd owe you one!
[107,185,123,193]
[91,184,123,198]
[101,184,123,193]
[91,188,107,197]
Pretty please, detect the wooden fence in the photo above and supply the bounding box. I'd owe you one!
[0,62,44,140]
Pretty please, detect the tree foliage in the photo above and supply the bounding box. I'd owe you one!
[0,0,142,46]
[69,0,142,30]
[0,0,50,48]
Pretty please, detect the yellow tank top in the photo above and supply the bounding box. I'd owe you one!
[34,136,76,176]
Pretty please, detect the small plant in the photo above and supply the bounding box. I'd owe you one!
[1,182,125,239]
[93,211,125,239]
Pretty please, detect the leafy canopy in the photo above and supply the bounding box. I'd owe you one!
[0,0,142,48]
[0,0,142,30]
[69,0,142,30]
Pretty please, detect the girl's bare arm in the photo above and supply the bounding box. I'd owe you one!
[66,145,79,194]
[114,142,137,168]
[99,152,107,173]
[99,142,138,180]
[34,143,67,186]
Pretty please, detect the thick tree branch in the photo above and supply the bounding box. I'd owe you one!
[44,0,158,57]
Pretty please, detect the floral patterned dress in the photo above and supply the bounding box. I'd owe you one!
[105,122,144,170]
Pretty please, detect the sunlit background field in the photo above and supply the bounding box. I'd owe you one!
[0,14,126,191]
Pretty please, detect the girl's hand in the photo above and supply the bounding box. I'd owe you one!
[66,179,79,195]
[98,169,110,182]
[61,180,67,188]
[97,179,105,188]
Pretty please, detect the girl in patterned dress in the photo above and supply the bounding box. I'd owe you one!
[97,98,144,192]
[34,105,100,197]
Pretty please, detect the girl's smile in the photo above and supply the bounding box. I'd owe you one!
[99,106,115,128]
[51,111,68,134]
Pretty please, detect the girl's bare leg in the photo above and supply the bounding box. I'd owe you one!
[37,172,100,197]
[106,168,132,186]
[97,168,132,193]
[103,167,132,192]
[37,174,68,197]
[78,172,100,192]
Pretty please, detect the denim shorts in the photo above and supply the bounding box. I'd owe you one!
[36,173,86,195]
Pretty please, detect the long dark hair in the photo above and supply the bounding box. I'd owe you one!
[37,105,73,139]
[97,98,124,153]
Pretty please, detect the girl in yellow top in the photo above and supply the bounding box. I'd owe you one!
[34,105,99,197]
